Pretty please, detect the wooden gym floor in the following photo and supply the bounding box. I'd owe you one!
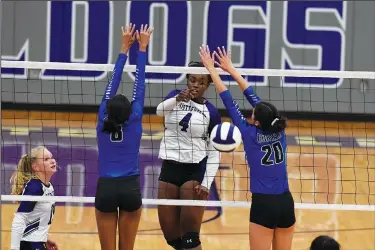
[1,110,374,250]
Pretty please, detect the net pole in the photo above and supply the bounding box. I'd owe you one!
[0,0,3,247]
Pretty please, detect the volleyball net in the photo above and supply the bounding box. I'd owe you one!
[1,60,374,211]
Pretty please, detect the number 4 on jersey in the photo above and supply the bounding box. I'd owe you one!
[261,141,284,166]
[179,113,192,132]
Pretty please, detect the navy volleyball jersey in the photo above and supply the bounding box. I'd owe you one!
[219,87,289,195]
[96,51,146,178]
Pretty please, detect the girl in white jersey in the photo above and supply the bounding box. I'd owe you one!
[156,61,221,250]
[10,146,58,250]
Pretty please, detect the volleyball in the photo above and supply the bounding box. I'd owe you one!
[210,122,242,152]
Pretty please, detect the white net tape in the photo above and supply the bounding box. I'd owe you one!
[2,195,374,211]
[1,60,374,212]
[3,60,375,79]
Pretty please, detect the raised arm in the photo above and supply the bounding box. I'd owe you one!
[98,25,136,122]
[155,90,180,117]
[156,89,193,117]
[130,24,153,118]
[131,50,146,110]
[214,47,261,108]
[199,45,249,131]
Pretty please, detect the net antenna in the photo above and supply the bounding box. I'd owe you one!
[0,1,3,247]
[1,60,374,212]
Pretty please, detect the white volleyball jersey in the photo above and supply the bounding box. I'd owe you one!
[159,90,221,163]
[11,179,55,249]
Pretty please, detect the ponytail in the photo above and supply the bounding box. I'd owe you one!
[10,148,42,195]
[268,116,287,133]
[254,102,287,134]
[102,119,120,134]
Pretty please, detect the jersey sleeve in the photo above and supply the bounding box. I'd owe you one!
[155,90,181,117]
[11,213,28,250]
[219,90,251,133]
[164,89,181,101]
[11,180,43,250]
[130,51,147,119]
[243,86,261,108]
[97,53,128,123]
[201,102,222,189]
[17,179,43,213]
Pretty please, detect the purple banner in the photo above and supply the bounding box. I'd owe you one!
[1,127,221,208]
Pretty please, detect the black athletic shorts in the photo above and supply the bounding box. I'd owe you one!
[95,175,142,213]
[20,241,47,250]
[250,191,296,229]
[158,159,205,187]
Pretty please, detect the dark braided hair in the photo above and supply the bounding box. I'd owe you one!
[186,61,213,84]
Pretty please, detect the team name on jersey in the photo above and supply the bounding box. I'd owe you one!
[257,132,282,143]
[44,191,54,196]
[178,103,207,118]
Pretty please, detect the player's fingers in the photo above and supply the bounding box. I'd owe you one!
[199,51,203,60]
[212,51,217,61]
[121,26,125,35]
[206,44,210,55]
[144,24,148,32]
[178,93,188,101]
[148,27,154,35]
[130,23,136,34]
[199,46,205,55]
[196,188,201,196]
[202,45,209,55]
[217,47,224,57]
[221,46,227,57]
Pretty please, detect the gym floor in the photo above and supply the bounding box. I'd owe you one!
[1,111,374,250]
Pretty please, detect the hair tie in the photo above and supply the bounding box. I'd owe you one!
[271,118,279,126]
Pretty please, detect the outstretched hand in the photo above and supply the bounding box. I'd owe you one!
[121,24,136,54]
[199,45,215,70]
[136,24,154,51]
[213,47,234,73]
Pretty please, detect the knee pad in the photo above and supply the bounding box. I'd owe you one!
[167,238,183,250]
[181,232,201,249]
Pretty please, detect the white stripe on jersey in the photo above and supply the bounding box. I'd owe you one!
[159,99,211,163]
[11,179,55,250]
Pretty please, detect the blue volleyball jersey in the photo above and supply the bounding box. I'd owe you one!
[219,87,289,195]
[96,51,146,178]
